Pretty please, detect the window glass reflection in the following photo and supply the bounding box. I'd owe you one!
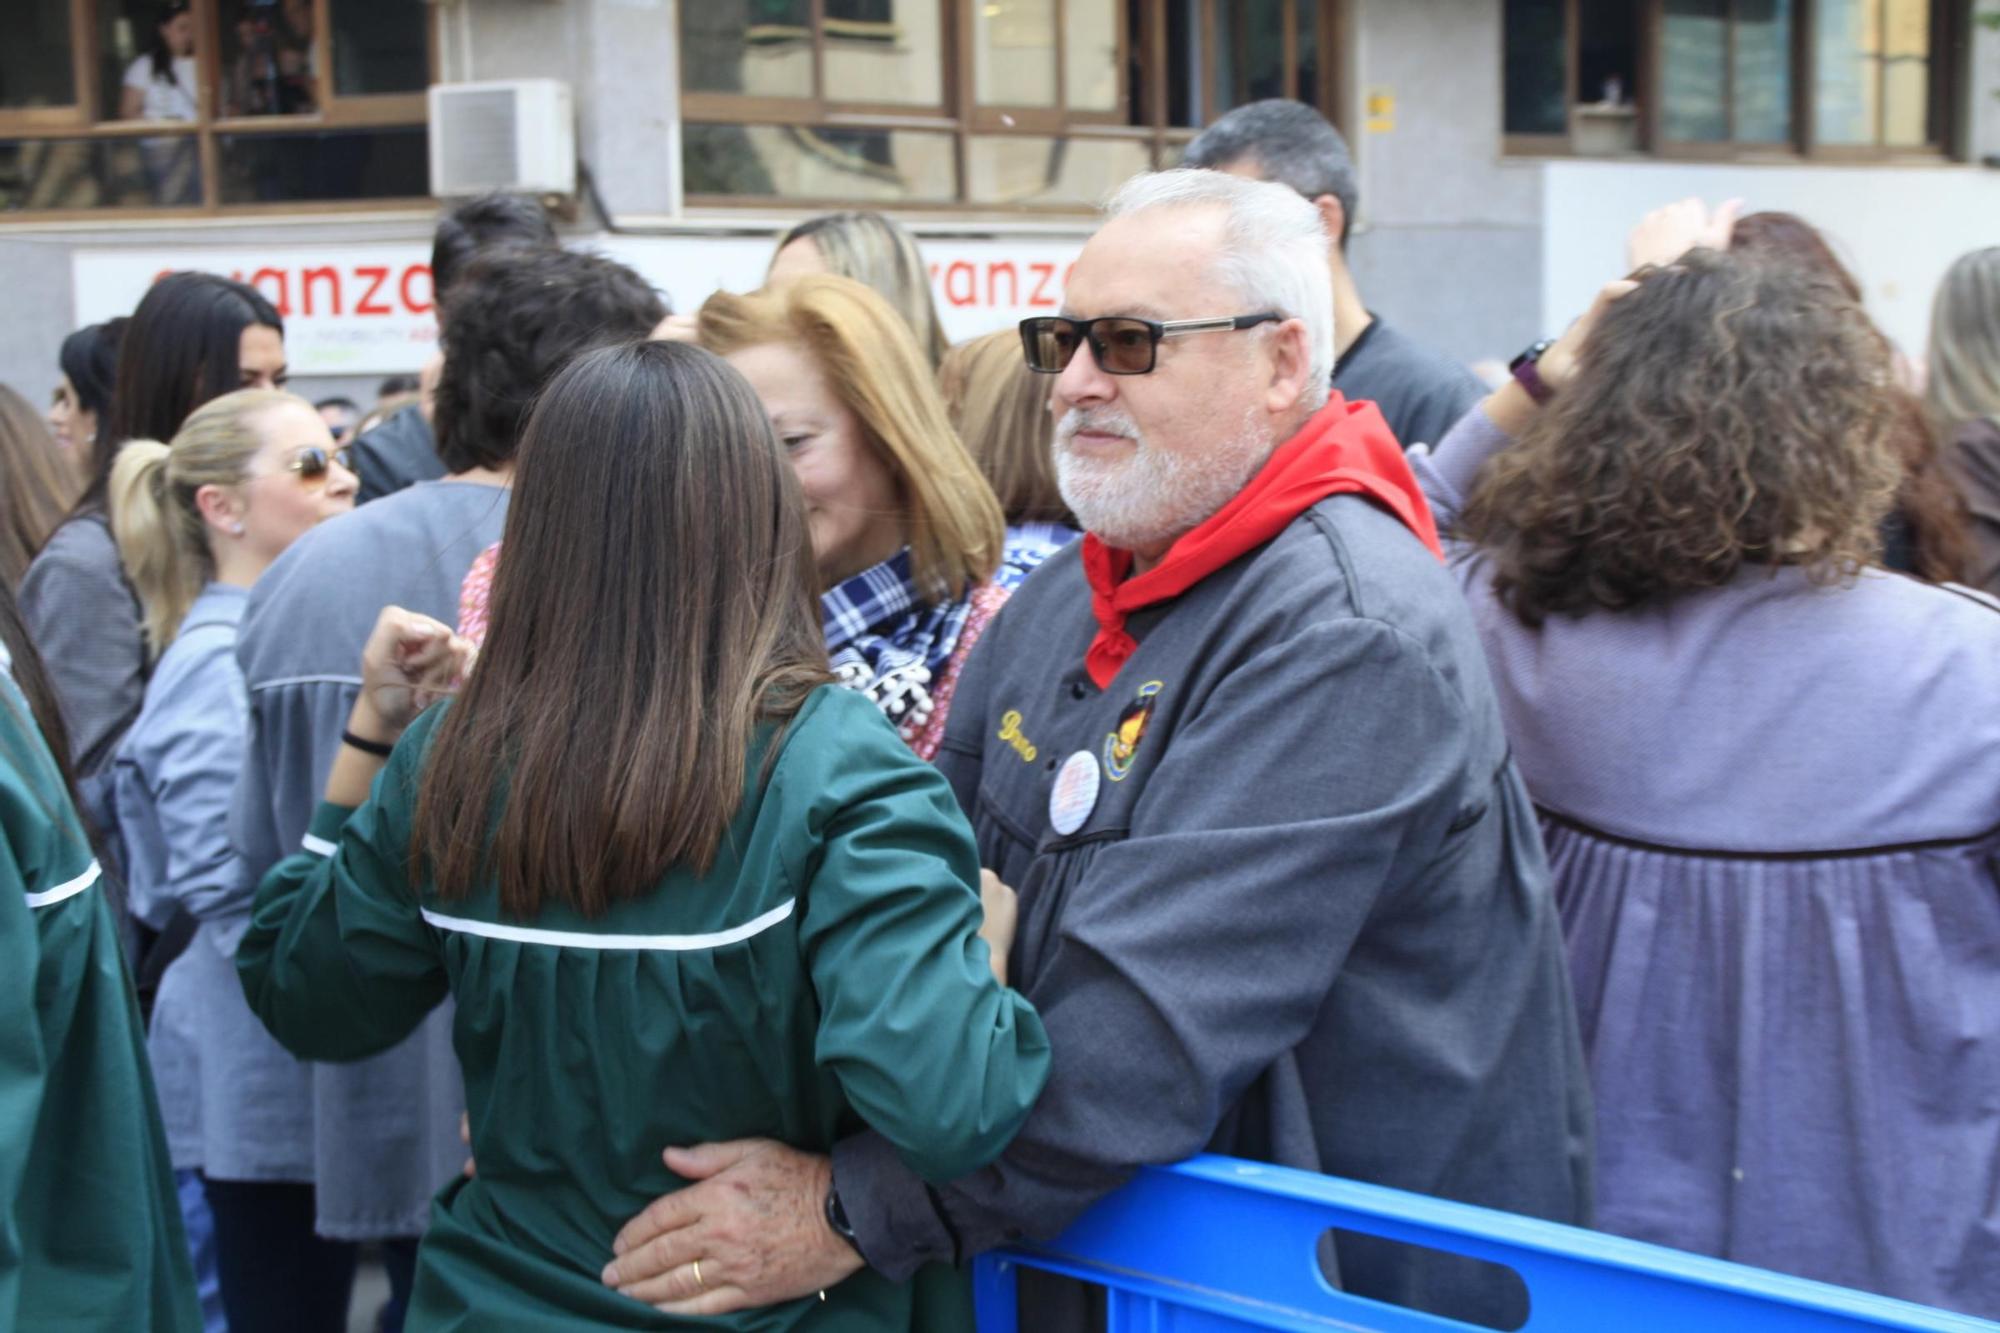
[3,0,78,111]
[683,122,956,201]
[218,127,426,202]
[1,136,198,210]
[1734,0,1793,143]
[823,0,943,105]
[1065,0,1120,113]
[1214,0,1285,112]
[222,0,319,116]
[1882,0,1930,145]
[1504,0,1567,135]
[966,134,1149,205]
[1661,0,1728,141]
[1814,0,1881,143]
[331,0,429,97]
[976,0,1057,107]
[681,2,814,98]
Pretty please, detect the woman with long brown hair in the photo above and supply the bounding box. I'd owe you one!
[1412,240,2000,1316]
[0,384,79,590]
[937,328,1077,563]
[236,339,1047,1329]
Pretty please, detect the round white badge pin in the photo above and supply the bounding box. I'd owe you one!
[1049,750,1101,836]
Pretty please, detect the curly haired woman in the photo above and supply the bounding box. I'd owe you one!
[1413,243,2000,1318]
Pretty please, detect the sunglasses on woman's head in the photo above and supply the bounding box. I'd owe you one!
[1018,312,1281,376]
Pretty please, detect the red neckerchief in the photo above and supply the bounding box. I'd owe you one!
[1080,393,1442,689]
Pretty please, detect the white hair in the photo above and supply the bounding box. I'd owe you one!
[1105,169,1335,409]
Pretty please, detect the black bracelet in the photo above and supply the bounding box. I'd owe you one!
[825,1183,865,1258]
[340,729,395,758]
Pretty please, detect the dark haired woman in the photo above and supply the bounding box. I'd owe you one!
[120,3,199,204]
[47,317,128,475]
[20,272,283,785]
[0,579,201,1331]
[1726,210,1971,584]
[238,339,1046,1329]
[1413,245,2000,1315]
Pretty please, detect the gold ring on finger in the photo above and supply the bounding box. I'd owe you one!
[693,1258,706,1292]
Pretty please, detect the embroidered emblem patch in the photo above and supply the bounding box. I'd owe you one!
[1102,681,1162,782]
[997,709,1039,763]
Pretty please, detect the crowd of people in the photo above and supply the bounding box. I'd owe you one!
[4,96,2000,1332]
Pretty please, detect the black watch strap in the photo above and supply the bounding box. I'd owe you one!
[825,1182,865,1257]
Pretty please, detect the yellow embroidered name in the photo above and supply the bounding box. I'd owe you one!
[997,710,1040,763]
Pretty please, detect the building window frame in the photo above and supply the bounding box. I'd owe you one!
[680,0,1347,213]
[1500,0,1964,163]
[0,0,439,220]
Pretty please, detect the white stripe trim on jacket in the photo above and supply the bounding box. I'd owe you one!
[301,832,338,858]
[26,859,100,909]
[419,898,796,952]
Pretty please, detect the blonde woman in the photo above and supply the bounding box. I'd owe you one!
[938,328,1078,565]
[1928,248,2000,590]
[767,212,950,368]
[107,389,358,1332]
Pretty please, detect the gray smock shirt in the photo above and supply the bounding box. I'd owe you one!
[113,583,315,1182]
[20,512,149,786]
[231,479,508,1239]
[833,490,1594,1329]
[1412,408,2000,1315]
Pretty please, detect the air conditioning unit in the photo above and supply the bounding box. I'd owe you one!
[428,79,575,198]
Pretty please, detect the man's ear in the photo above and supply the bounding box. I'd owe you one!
[1312,194,1346,250]
[1265,318,1317,415]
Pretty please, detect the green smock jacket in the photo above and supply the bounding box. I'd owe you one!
[0,672,200,1331]
[238,684,1049,1330]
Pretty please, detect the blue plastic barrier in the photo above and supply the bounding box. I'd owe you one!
[972,1155,2000,1332]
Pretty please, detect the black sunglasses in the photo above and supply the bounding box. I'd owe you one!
[1019,312,1281,376]
[285,446,350,482]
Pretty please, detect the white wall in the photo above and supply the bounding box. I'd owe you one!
[1539,160,2000,361]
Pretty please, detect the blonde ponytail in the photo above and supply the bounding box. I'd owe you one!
[108,388,295,657]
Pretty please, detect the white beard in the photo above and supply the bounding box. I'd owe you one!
[1054,404,1275,552]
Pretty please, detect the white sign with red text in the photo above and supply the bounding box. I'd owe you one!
[72,231,1087,377]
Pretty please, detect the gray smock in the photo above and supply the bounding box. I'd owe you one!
[1412,407,2000,1317]
[19,512,149,784]
[230,480,508,1239]
[834,488,1594,1329]
[113,583,315,1181]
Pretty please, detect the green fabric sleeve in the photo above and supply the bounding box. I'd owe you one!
[237,716,448,1063]
[795,699,1049,1183]
[0,818,46,1329]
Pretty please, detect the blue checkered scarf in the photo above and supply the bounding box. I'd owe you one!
[821,542,1053,729]
[821,548,971,731]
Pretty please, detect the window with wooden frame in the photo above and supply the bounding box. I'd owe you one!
[0,0,437,217]
[1502,0,1960,159]
[680,0,1346,211]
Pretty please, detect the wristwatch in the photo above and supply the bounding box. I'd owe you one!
[825,1181,865,1257]
[1509,338,1557,405]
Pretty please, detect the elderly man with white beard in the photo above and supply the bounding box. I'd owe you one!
[597,169,1594,1330]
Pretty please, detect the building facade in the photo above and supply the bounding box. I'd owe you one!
[3,0,1997,410]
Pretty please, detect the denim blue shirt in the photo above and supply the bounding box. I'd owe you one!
[113,582,315,1180]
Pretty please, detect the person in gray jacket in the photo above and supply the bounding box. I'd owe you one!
[109,389,357,1331]
[1182,99,1485,450]
[599,170,1591,1330]
[228,247,664,1327]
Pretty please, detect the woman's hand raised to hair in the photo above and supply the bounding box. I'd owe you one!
[350,606,477,743]
[1626,197,1743,273]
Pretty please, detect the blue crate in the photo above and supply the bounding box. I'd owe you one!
[972,1155,2000,1332]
